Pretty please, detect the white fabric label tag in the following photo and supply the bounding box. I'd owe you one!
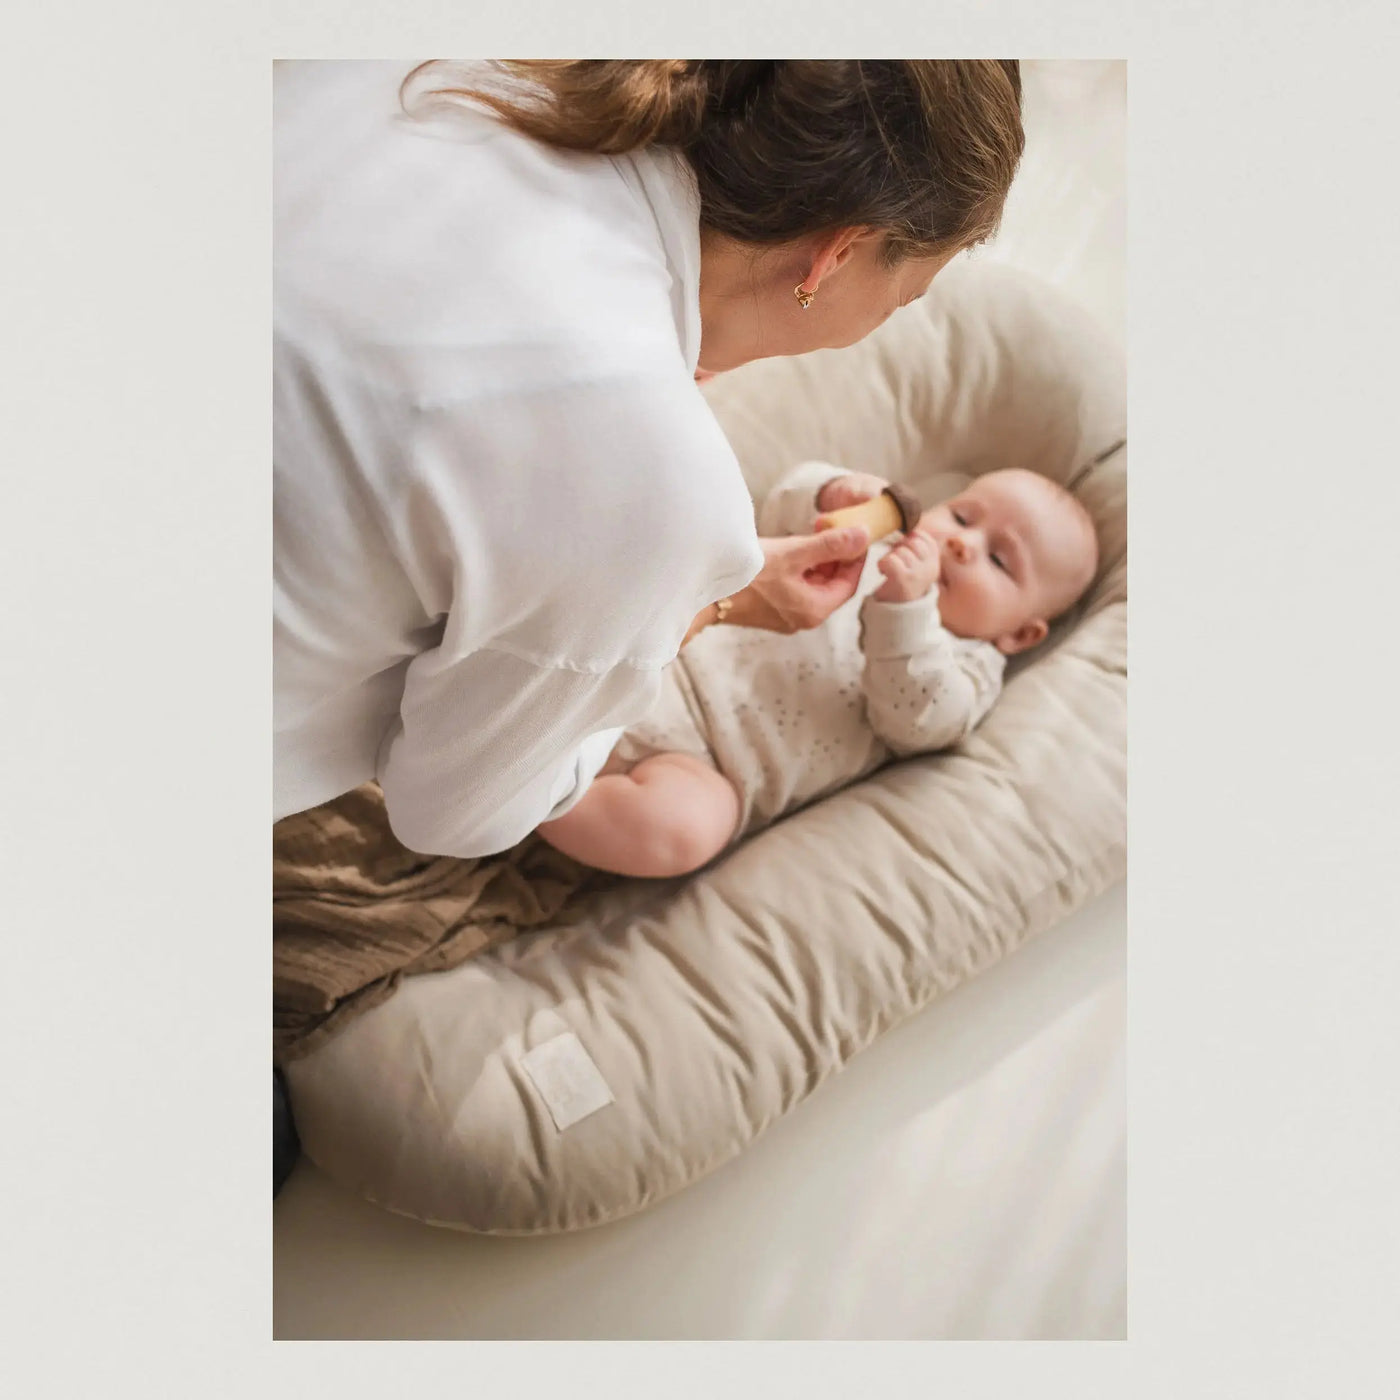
[520,1032,614,1131]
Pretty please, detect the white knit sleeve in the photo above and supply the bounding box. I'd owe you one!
[755,460,850,536]
[857,592,1006,756]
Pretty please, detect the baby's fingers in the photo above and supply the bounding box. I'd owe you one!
[835,487,875,509]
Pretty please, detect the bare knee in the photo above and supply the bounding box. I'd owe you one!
[631,756,740,875]
[539,754,740,878]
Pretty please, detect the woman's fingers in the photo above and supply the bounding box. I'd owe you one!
[753,527,880,631]
[786,526,869,571]
[793,554,868,626]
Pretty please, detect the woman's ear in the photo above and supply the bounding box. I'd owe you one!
[995,617,1049,655]
[802,227,876,292]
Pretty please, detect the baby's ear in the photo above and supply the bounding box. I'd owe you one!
[995,618,1049,655]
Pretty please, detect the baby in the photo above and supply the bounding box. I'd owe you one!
[538,460,1099,878]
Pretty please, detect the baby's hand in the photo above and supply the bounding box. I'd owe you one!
[873,525,941,603]
[816,471,891,514]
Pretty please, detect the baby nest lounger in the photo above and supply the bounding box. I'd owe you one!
[284,261,1127,1233]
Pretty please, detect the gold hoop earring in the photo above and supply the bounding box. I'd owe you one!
[794,283,815,310]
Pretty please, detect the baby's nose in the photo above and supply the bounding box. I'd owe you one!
[946,535,971,563]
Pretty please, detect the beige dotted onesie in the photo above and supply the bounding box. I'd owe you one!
[611,461,1007,843]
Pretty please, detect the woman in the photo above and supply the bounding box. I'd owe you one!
[275,58,1024,853]
[273,59,1023,1192]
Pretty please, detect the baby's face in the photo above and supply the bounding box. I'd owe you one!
[910,470,1097,654]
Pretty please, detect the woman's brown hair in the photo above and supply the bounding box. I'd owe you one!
[401,60,1024,263]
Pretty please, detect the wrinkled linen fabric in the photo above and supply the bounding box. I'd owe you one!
[274,785,614,1063]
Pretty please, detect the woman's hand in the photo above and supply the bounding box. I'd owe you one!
[873,522,941,603]
[816,471,891,514]
[727,527,871,633]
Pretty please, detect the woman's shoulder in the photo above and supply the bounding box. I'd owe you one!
[276,64,701,387]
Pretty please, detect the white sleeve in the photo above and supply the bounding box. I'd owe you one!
[755,460,849,537]
[858,592,1006,756]
[376,647,648,857]
[548,727,627,816]
[371,370,762,858]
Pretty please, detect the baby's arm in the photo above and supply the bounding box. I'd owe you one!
[756,461,879,537]
[537,752,740,878]
[859,592,1006,756]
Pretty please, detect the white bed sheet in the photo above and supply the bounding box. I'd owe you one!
[272,60,1127,1340]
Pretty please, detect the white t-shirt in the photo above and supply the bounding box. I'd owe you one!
[273,62,763,853]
